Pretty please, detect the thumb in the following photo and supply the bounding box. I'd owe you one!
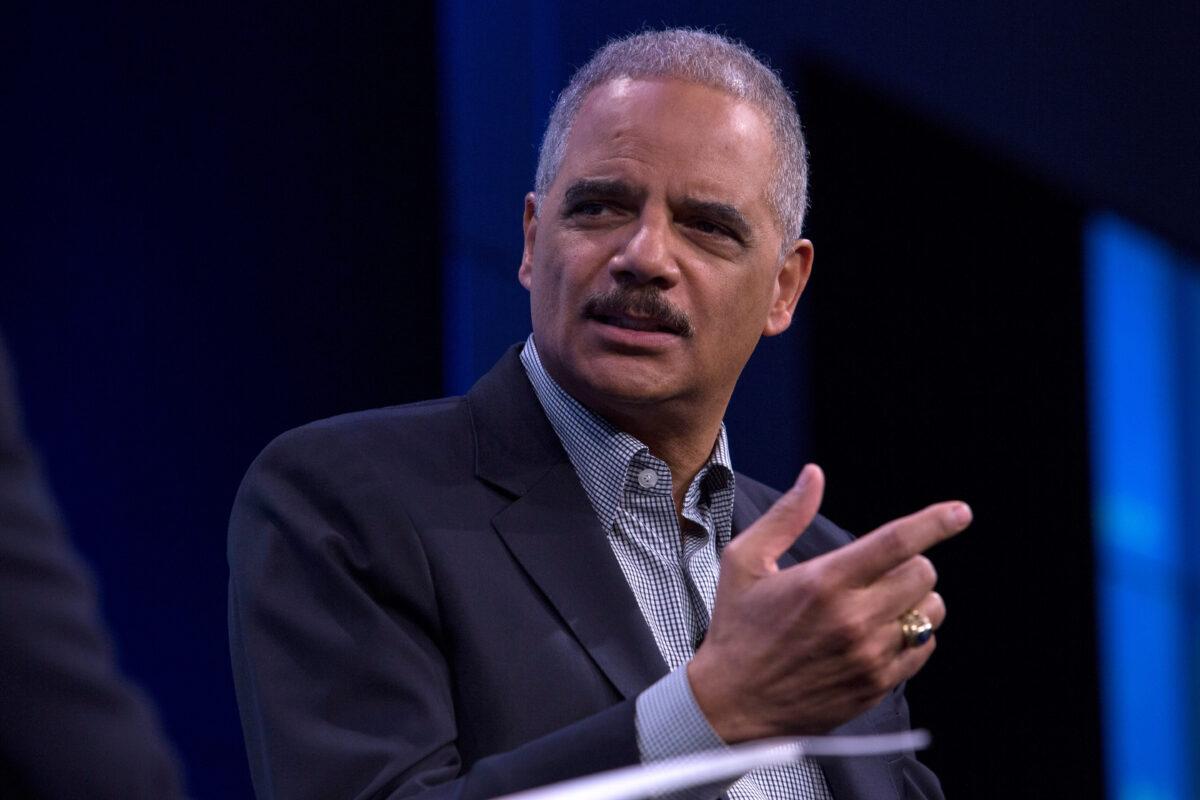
[726,464,825,579]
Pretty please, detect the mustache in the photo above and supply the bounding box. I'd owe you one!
[582,287,694,337]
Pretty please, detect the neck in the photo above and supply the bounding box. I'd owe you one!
[598,397,727,517]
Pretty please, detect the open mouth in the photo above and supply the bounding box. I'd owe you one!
[582,288,694,338]
[593,313,680,335]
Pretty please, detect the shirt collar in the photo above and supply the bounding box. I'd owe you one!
[519,335,733,530]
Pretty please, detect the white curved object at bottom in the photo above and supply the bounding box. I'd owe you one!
[493,730,931,800]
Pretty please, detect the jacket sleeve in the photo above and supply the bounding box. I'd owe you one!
[886,688,945,800]
[227,426,639,800]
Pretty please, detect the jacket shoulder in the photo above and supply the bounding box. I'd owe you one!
[230,396,479,552]
[249,396,471,476]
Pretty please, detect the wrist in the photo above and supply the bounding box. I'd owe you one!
[686,653,757,743]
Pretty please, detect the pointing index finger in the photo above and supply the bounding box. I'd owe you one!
[831,501,972,585]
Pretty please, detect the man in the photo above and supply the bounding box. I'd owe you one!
[229,29,967,800]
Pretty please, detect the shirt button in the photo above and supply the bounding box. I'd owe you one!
[637,468,658,489]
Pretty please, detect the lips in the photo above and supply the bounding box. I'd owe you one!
[593,312,679,334]
[581,288,694,338]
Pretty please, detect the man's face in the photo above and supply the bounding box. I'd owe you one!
[519,77,813,422]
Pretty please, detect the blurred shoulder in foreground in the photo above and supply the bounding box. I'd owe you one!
[0,334,185,800]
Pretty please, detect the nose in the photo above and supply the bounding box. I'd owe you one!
[608,210,680,288]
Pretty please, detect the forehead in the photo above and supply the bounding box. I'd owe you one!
[555,78,777,210]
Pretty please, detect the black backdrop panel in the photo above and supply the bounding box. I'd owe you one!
[801,64,1102,798]
[5,5,442,797]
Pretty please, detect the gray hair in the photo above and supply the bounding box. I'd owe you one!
[534,28,809,242]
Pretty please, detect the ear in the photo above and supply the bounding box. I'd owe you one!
[518,193,538,290]
[762,238,814,337]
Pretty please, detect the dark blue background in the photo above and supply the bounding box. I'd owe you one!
[4,2,1197,797]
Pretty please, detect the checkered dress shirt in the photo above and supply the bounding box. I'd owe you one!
[521,337,832,800]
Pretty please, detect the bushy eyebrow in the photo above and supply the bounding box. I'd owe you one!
[561,178,644,210]
[560,177,755,245]
[676,198,753,244]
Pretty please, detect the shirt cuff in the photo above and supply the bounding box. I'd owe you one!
[635,663,734,799]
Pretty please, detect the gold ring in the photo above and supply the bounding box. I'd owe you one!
[899,609,934,648]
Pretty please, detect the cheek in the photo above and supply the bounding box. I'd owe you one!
[528,259,574,335]
[702,272,777,339]
[535,238,602,303]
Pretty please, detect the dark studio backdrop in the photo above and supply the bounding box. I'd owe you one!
[4,2,1198,798]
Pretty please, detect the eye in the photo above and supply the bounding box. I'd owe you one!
[689,218,735,240]
[572,201,609,216]
[563,199,627,225]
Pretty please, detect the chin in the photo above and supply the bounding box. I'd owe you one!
[574,365,682,408]
[541,340,685,407]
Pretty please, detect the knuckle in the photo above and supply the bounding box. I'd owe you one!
[879,525,913,562]
[814,563,841,594]
[832,613,870,652]
[803,562,839,605]
[915,555,937,587]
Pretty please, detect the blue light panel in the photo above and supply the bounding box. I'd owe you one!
[1087,214,1199,800]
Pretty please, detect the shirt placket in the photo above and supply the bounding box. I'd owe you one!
[620,454,699,670]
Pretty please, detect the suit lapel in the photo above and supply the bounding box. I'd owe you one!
[491,463,668,699]
[468,347,667,700]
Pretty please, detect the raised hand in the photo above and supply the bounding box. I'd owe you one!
[687,464,970,742]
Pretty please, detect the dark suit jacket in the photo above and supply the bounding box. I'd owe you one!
[228,345,943,800]
[0,336,184,799]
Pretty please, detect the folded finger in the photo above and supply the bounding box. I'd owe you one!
[868,556,938,620]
